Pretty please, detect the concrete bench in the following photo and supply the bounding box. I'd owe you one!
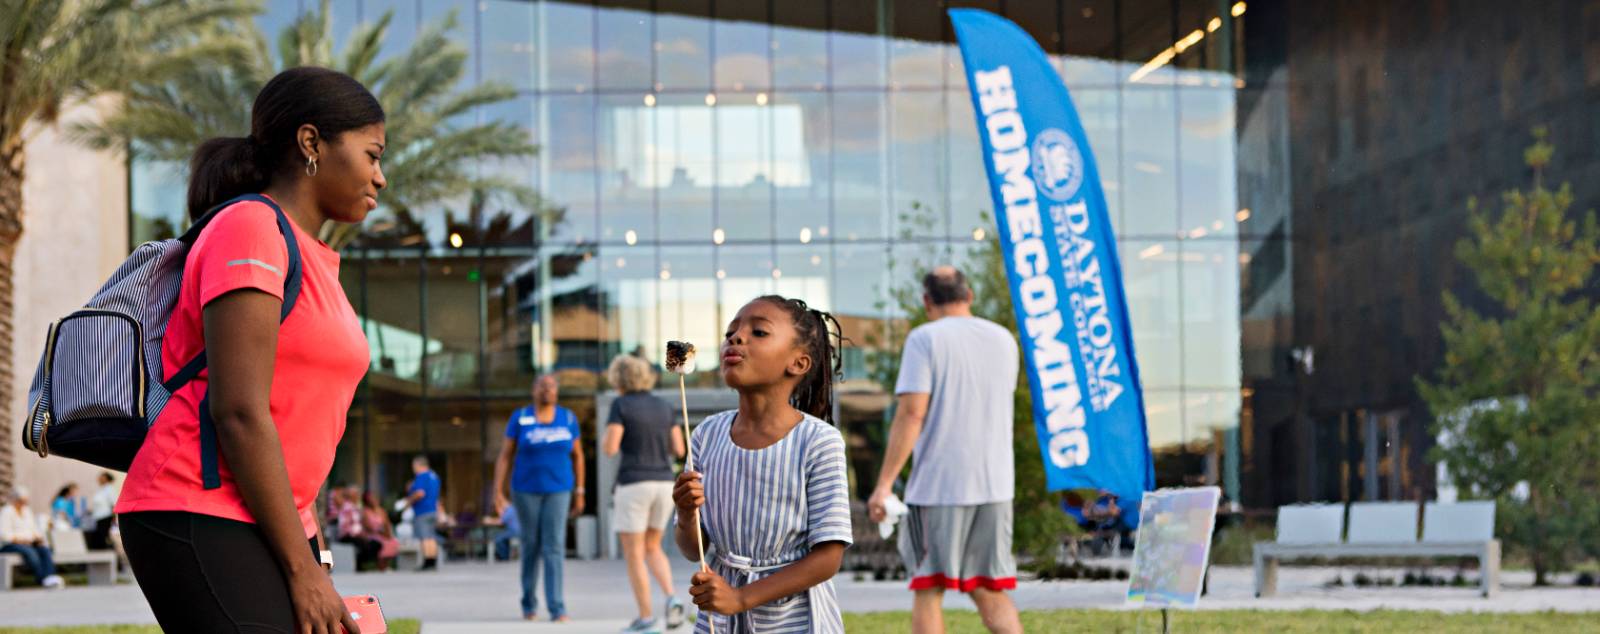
[1,530,118,590]
[1253,501,1499,598]
[395,541,444,570]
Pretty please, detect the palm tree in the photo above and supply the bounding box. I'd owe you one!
[79,0,546,250]
[0,0,256,492]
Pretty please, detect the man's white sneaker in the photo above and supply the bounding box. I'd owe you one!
[42,575,65,589]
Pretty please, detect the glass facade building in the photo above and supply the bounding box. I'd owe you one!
[134,1,1597,518]
[130,0,1267,518]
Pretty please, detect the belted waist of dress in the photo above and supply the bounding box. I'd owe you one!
[712,548,802,575]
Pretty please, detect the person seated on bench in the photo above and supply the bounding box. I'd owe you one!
[1062,490,1122,530]
[1,487,65,589]
[360,492,400,571]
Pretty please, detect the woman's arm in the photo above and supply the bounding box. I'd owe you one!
[689,542,847,615]
[603,423,624,457]
[569,440,586,517]
[670,425,686,459]
[204,289,357,633]
[491,437,516,514]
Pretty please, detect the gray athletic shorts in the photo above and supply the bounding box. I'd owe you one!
[413,512,438,542]
[898,501,1017,592]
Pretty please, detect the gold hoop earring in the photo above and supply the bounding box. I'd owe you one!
[305,156,319,177]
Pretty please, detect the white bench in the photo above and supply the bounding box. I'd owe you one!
[1,530,118,590]
[1253,501,1499,598]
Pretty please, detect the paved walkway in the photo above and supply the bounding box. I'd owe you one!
[2,559,1598,629]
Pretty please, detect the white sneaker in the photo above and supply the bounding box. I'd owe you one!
[42,575,65,589]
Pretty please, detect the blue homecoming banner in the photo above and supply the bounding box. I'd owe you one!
[949,9,1154,523]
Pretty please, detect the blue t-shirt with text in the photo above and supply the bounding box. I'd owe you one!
[408,470,441,515]
[505,405,580,494]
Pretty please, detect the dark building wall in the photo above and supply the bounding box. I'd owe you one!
[1267,0,1600,505]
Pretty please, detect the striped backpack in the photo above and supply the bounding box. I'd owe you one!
[21,194,303,488]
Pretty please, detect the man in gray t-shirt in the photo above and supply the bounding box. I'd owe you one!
[869,266,1022,634]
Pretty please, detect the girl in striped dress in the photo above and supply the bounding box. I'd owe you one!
[674,295,853,633]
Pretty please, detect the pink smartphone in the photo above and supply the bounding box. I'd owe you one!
[343,595,387,634]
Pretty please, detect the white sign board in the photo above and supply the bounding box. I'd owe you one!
[1126,486,1221,609]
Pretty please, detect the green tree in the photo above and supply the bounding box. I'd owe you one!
[1417,129,1600,585]
[0,0,255,492]
[78,0,544,249]
[870,205,1076,567]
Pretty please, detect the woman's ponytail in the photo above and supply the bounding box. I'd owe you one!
[186,136,267,220]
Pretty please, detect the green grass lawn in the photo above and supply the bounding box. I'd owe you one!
[842,609,1598,633]
[0,620,420,634]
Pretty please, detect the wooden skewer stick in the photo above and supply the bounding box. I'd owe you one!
[679,372,712,633]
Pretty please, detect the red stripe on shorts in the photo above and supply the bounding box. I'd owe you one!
[909,574,1018,592]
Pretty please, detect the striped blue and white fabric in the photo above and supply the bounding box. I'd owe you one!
[689,410,852,634]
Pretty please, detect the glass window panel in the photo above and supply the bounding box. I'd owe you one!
[717,92,775,242]
[130,158,188,245]
[362,255,426,384]
[424,253,482,397]
[832,92,888,242]
[1062,0,1119,86]
[831,0,885,89]
[537,245,601,382]
[649,93,716,243]
[600,244,658,371]
[832,243,890,382]
[773,92,831,247]
[773,2,827,90]
[479,96,540,247]
[658,246,721,386]
[476,249,536,394]
[1180,240,1241,390]
[1184,389,1241,443]
[1119,240,1180,389]
[890,91,947,239]
[421,0,476,66]
[776,246,830,311]
[1143,390,1184,451]
[1064,89,1123,236]
[543,95,599,244]
[714,1,770,92]
[365,0,419,65]
[1122,87,1179,238]
[598,94,656,244]
[946,88,990,242]
[481,0,538,91]
[656,0,712,92]
[1179,88,1238,238]
[1121,0,1177,86]
[597,1,653,91]
[717,244,778,327]
[539,0,595,92]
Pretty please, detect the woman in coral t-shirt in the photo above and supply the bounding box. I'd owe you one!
[115,67,383,634]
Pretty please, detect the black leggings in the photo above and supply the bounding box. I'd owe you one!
[120,511,317,633]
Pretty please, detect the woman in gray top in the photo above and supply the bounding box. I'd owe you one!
[603,354,686,632]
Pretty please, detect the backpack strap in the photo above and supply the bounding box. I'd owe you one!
[161,193,305,490]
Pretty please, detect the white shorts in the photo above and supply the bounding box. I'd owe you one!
[612,480,675,533]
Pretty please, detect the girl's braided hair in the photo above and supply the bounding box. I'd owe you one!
[752,295,846,423]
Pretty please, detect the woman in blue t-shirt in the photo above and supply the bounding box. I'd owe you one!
[492,375,585,622]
